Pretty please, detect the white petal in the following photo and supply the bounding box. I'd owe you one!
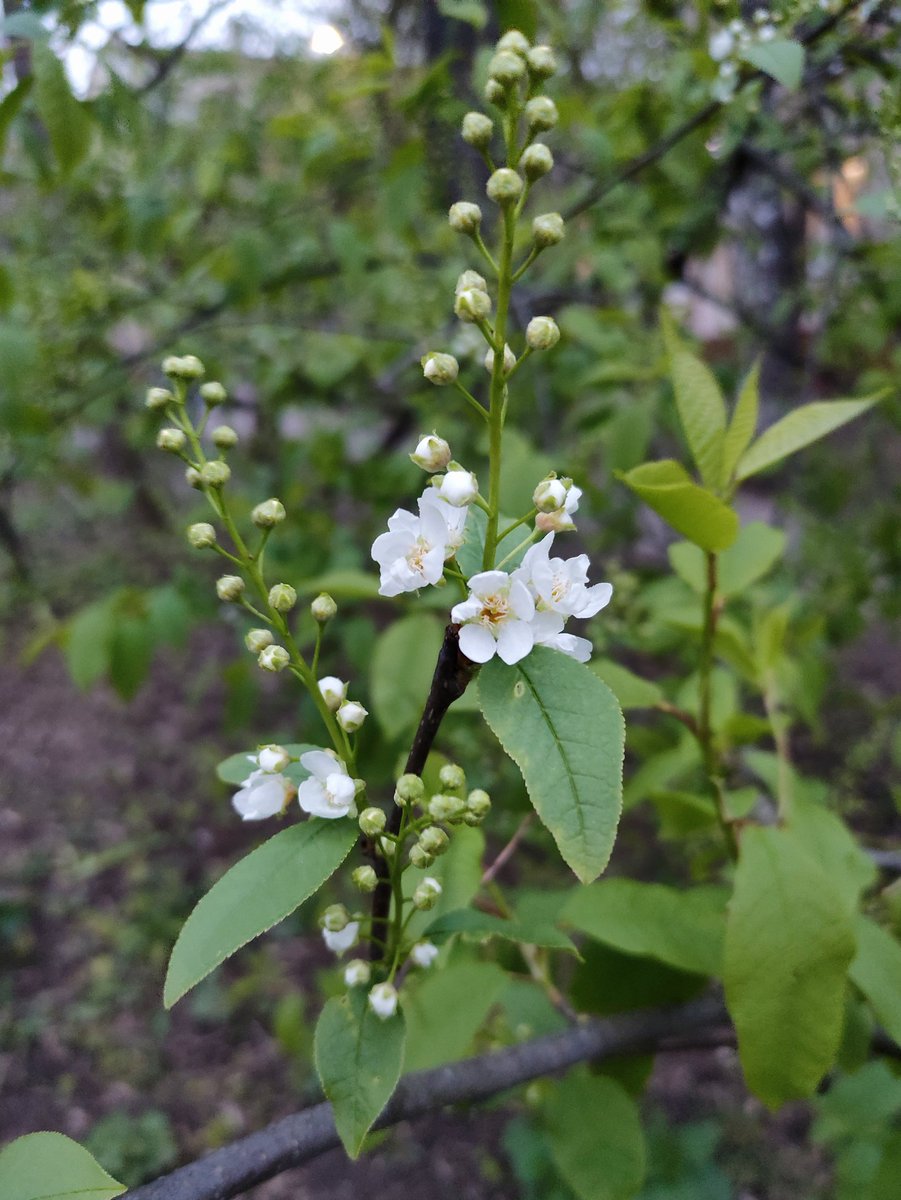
[297,778,330,817]
[467,570,509,598]
[573,581,613,619]
[451,596,483,624]
[508,579,536,620]
[459,623,497,663]
[385,508,419,534]
[233,775,288,820]
[531,611,565,640]
[496,620,534,665]
[547,632,593,662]
[300,750,343,781]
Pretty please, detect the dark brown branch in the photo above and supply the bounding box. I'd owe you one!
[124,997,728,1200]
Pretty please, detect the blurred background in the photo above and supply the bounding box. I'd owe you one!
[0,0,899,1194]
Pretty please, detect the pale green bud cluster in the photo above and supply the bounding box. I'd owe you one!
[394,773,425,807]
[252,498,286,527]
[200,460,231,487]
[268,583,297,613]
[533,212,565,247]
[352,865,378,893]
[321,903,351,933]
[157,428,186,453]
[521,143,553,181]
[311,592,337,623]
[461,111,493,148]
[163,354,205,381]
[487,168,524,205]
[245,628,274,653]
[448,201,482,234]
[454,287,492,323]
[526,316,561,351]
[359,807,387,836]
[422,352,459,385]
[211,425,238,450]
[187,522,217,549]
[525,96,558,132]
[216,574,245,602]
[258,644,289,672]
[146,387,173,411]
[412,877,442,911]
[200,381,227,406]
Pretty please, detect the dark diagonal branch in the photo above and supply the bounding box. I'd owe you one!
[124,997,728,1200]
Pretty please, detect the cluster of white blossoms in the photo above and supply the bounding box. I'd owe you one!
[232,746,358,822]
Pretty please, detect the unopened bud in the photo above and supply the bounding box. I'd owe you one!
[352,866,378,893]
[321,903,350,933]
[428,792,466,822]
[258,644,290,672]
[344,958,371,987]
[419,826,450,856]
[422,352,459,385]
[526,95,558,131]
[412,877,442,911]
[532,212,565,247]
[245,628,274,653]
[258,744,291,772]
[434,467,479,507]
[211,425,238,450]
[200,460,231,487]
[439,763,466,792]
[526,316,560,351]
[187,522,217,549]
[454,287,492,323]
[461,111,493,148]
[185,466,203,489]
[465,788,492,822]
[268,583,297,613]
[178,355,205,380]
[410,940,439,968]
[487,168,524,205]
[394,774,425,807]
[533,477,567,512]
[456,270,488,295]
[252,498,286,527]
[337,701,368,732]
[157,427,186,453]
[162,356,184,378]
[311,593,337,623]
[318,676,347,710]
[497,30,530,56]
[200,381,227,406]
[216,574,245,602]
[521,143,553,181]
[489,50,526,86]
[484,78,506,106]
[368,981,398,1020]
[484,344,516,375]
[411,434,452,472]
[448,201,482,234]
[527,45,557,78]
[409,844,434,869]
[359,806,387,836]
[146,387,173,411]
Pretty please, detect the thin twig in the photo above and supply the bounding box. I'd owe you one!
[481,813,535,885]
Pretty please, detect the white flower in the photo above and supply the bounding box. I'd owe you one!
[297,750,357,819]
[433,468,479,507]
[256,744,291,773]
[318,676,347,710]
[532,623,594,663]
[419,488,467,558]
[344,958,371,987]
[411,434,452,472]
[323,921,360,954]
[368,982,399,1020]
[337,701,368,733]
[533,478,567,513]
[451,570,536,665]
[232,769,293,821]
[709,29,734,61]
[410,941,439,968]
[535,484,582,533]
[517,534,613,619]
[371,501,450,597]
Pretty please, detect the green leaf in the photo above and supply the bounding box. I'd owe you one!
[736,394,884,481]
[108,613,153,701]
[0,1132,125,1200]
[849,916,901,1048]
[164,820,357,1007]
[314,989,406,1158]
[662,313,727,489]
[437,0,487,29]
[478,647,625,884]
[562,881,727,977]
[668,522,786,597]
[788,798,876,915]
[216,742,318,785]
[572,941,707,1017]
[424,908,578,953]
[0,77,33,161]
[590,660,663,710]
[616,461,739,552]
[64,596,117,690]
[545,1072,646,1200]
[370,613,443,739]
[740,38,805,90]
[724,825,856,1107]
[296,569,382,601]
[403,961,507,1071]
[721,360,760,486]
[32,44,92,174]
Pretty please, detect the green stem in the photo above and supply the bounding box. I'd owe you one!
[498,508,537,542]
[453,381,489,422]
[482,204,516,570]
[699,552,737,859]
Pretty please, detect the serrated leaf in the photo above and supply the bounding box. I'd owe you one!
[562,881,727,977]
[478,647,624,884]
[721,360,760,486]
[662,313,727,489]
[545,1072,646,1200]
[736,395,884,481]
[617,461,739,552]
[164,820,357,1007]
[849,916,901,1049]
[590,660,663,709]
[32,44,92,174]
[668,522,785,597]
[0,1132,125,1200]
[724,825,856,1107]
[314,989,405,1158]
[424,907,578,953]
[741,38,805,89]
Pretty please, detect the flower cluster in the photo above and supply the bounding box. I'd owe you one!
[232,746,359,822]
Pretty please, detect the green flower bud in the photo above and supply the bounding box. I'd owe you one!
[465,788,491,821]
[211,425,238,450]
[527,45,557,78]
[427,792,467,822]
[245,628,274,653]
[216,574,245,601]
[409,844,434,870]
[161,356,184,378]
[461,111,493,148]
[486,168,524,205]
[526,315,561,350]
[200,380,227,406]
[521,143,553,181]
[258,644,290,672]
[252,498,286,528]
[455,270,488,295]
[352,865,378,893]
[439,763,466,792]
[185,466,203,489]
[268,583,297,613]
[525,95,558,131]
[394,774,425,807]
[146,387,173,411]
[178,355,205,380]
[412,877,442,911]
[321,903,350,932]
[311,593,337,623]
[532,212,565,247]
[533,477,567,512]
[484,344,516,376]
[421,352,460,385]
[448,201,483,234]
[419,826,450,856]
[359,806,387,836]
[156,427,186,453]
[337,700,368,733]
[454,287,492,323]
[187,522,217,549]
[411,434,452,472]
[497,30,530,56]
[344,958,371,986]
[484,78,506,107]
[200,460,231,487]
[489,50,526,86]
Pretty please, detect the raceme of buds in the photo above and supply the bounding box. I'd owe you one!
[454,288,492,323]
[352,866,378,893]
[200,460,231,487]
[428,792,466,822]
[368,981,398,1021]
[187,522,217,549]
[344,958,371,987]
[461,111,493,148]
[484,344,516,375]
[526,316,561,351]
[409,844,434,869]
[527,45,557,78]
[496,29,530,56]
[252,498,286,527]
[448,201,482,234]
[521,143,553,181]
[212,425,238,449]
[200,381,227,406]
[413,877,443,911]
[146,387,173,411]
[525,96,558,131]
[268,583,297,612]
[394,773,425,807]
[311,592,337,623]
[419,826,449,856]
[411,434,452,472]
[258,644,290,672]
[422,352,459,385]
[433,468,478,507]
[216,574,245,602]
[157,428,186,453]
[488,50,526,87]
[245,628,273,653]
[534,477,567,512]
[532,212,565,247]
[359,806,387,836]
[318,676,347,710]
[456,270,488,295]
[487,168,523,205]
[439,763,466,792]
[337,701,368,733]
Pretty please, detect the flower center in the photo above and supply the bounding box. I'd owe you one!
[479,591,509,626]
[406,536,430,573]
